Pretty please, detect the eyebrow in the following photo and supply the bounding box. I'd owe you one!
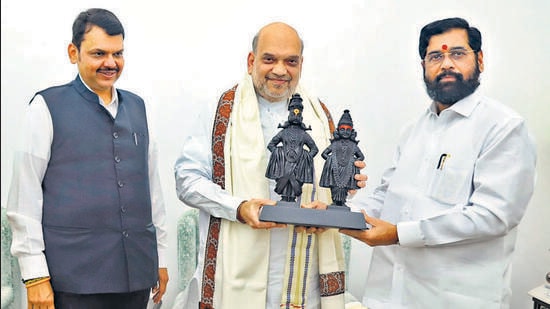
[261,52,301,60]
[427,46,468,54]
[88,48,124,53]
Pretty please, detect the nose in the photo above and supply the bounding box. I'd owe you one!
[440,53,455,69]
[104,54,117,67]
[272,61,287,75]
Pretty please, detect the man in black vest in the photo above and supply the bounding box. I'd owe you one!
[6,8,168,308]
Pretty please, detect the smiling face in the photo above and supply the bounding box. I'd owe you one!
[248,23,303,102]
[68,25,124,99]
[422,28,484,111]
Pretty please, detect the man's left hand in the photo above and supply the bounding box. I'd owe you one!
[349,160,368,196]
[151,267,168,304]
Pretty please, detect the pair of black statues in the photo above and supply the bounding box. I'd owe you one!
[259,93,367,230]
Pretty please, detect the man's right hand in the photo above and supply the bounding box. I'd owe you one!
[339,210,399,246]
[237,199,286,229]
[27,280,55,309]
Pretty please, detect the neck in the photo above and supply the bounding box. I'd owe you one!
[258,95,286,106]
[436,102,452,114]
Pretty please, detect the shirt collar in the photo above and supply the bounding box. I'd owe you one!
[257,95,287,107]
[77,74,119,106]
[257,95,288,115]
[428,88,482,118]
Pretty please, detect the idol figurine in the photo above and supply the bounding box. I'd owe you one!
[265,93,318,204]
[259,96,367,230]
[319,109,365,209]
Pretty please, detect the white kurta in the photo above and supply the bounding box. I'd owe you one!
[351,90,537,309]
[7,76,168,280]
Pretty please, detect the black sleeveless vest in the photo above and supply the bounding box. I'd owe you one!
[38,76,158,293]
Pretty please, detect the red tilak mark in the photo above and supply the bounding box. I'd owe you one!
[442,44,448,50]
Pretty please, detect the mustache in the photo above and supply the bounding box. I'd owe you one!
[436,71,463,83]
[98,67,119,73]
[266,74,291,81]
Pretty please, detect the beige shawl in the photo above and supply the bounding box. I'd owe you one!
[214,74,346,308]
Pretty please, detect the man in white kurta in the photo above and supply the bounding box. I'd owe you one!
[339,17,537,308]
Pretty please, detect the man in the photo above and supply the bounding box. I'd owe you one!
[337,17,537,308]
[7,8,168,308]
[174,22,366,308]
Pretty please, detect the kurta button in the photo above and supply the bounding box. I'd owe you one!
[121,206,127,213]
[113,132,119,139]
[114,156,121,163]
[122,231,129,238]
[118,180,124,187]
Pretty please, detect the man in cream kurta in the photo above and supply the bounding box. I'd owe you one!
[174,22,366,309]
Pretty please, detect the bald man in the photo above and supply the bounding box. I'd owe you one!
[174,22,366,309]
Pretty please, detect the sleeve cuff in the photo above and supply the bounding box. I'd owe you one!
[396,220,424,247]
[157,247,168,268]
[18,254,50,281]
[230,196,246,222]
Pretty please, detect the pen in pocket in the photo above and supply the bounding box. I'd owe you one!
[437,153,450,170]
[133,132,138,146]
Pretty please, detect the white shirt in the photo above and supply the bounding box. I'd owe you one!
[6,77,168,280]
[351,90,537,309]
[174,95,320,309]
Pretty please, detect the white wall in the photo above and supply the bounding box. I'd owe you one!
[2,1,549,308]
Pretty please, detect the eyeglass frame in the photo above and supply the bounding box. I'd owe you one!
[424,47,478,66]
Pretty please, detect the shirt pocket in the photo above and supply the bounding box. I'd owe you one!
[426,165,471,205]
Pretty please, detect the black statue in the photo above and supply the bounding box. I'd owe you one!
[319,109,365,207]
[265,93,318,202]
[260,106,368,230]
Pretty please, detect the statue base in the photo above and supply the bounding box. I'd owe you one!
[259,201,368,230]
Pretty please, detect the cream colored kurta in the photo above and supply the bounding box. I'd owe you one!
[174,74,347,309]
[219,74,346,308]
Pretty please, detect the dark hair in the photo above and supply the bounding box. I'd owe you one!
[71,8,125,50]
[418,17,482,59]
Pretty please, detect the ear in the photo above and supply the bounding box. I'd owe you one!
[477,50,484,73]
[247,52,255,74]
[68,43,78,64]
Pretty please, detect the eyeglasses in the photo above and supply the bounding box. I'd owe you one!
[424,49,477,65]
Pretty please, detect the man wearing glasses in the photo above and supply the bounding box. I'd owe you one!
[318,17,536,308]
